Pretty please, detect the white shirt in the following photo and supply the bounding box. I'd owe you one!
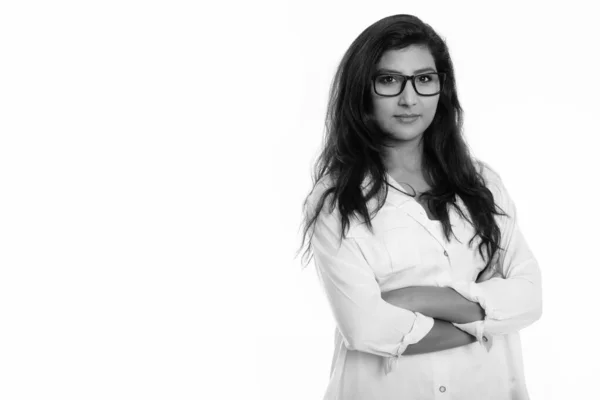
[307,162,542,400]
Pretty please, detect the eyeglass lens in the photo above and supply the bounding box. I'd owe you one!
[374,73,442,96]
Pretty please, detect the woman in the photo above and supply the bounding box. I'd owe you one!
[297,14,542,400]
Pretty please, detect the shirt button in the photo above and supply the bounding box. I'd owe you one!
[443,250,448,256]
[439,386,446,392]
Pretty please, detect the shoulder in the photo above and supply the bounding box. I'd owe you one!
[306,174,367,234]
[475,159,506,195]
[474,159,514,215]
[306,174,338,218]
[475,159,502,187]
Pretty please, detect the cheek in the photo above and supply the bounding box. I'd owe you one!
[372,99,394,118]
[370,101,393,131]
[424,99,440,118]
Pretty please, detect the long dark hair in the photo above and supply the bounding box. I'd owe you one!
[296,14,507,277]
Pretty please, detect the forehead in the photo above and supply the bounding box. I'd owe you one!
[376,45,436,73]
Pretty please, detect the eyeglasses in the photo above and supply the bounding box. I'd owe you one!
[372,72,446,97]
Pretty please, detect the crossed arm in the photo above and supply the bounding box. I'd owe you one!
[381,286,485,355]
[308,169,541,365]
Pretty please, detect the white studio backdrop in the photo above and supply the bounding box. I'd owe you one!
[0,1,597,399]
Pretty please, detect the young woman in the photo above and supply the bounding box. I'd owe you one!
[297,14,542,400]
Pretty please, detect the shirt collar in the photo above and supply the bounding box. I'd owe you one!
[360,171,413,208]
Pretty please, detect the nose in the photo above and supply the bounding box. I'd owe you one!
[398,81,418,107]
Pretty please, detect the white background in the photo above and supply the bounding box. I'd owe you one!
[0,1,597,399]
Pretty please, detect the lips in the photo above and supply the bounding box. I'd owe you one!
[394,115,420,123]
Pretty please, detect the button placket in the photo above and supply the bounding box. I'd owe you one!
[403,206,447,251]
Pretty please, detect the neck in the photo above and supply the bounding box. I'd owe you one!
[382,140,423,174]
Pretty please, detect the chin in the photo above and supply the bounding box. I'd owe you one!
[391,130,423,142]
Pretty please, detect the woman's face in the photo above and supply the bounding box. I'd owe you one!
[370,45,441,143]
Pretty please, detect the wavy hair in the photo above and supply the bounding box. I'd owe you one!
[296,14,507,278]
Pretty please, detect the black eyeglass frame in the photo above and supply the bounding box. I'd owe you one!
[372,72,447,97]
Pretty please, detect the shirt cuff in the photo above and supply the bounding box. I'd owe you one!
[452,320,493,351]
[384,312,435,374]
[449,280,500,319]
[448,281,494,351]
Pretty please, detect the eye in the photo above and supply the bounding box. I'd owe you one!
[376,75,398,85]
[417,73,439,84]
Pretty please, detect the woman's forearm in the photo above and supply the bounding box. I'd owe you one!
[382,286,485,324]
[403,318,477,355]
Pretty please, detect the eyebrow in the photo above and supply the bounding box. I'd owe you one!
[376,67,437,75]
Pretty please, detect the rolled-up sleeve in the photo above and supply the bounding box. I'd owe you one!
[308,185,434,370]
[451,165,542,347]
